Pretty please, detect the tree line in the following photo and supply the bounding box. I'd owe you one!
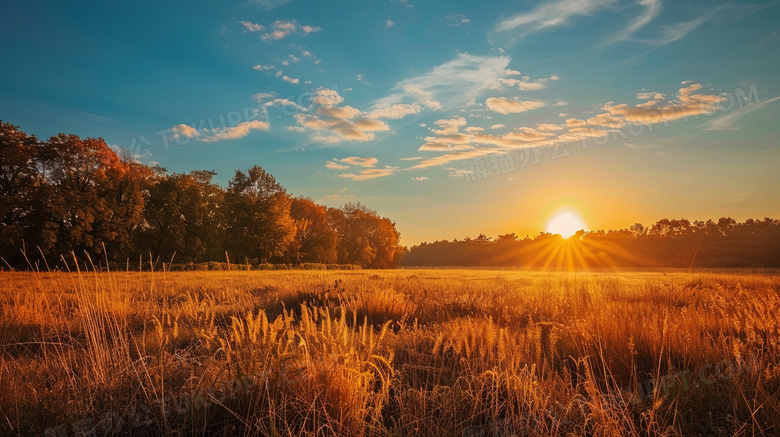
[0,121,404,270]
[402,217,780,268]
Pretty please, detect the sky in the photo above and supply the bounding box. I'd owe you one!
[2,0,779,245]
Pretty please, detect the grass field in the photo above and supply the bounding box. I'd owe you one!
[1,268,779,436]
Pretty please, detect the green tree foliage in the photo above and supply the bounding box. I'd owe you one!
[135,170,222,263]
[224,166,296,263]
[0,122,403,269]
[0,121,45,264]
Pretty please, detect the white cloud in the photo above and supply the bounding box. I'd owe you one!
[295,88,394,143]
[598,83,725,125]
[490,124,506,129]
[326,161,350,170]
[411,176,429,181]
[253,64,275,71]
[496,0,617,36]
[249,0,292,10]
[386,20,395,27]
[172,124,199,138]
[606,0,661,43]
[296,113,389,143]
[172,120,270,142]
[501,74,559,91]
[260,98,307,112]
[339,167,398,180]
[412,148,500,169]
[637,92,666,100]
[485,97,546,114]
[405,82,727,172]
[312,88,344,106]
[399,156,423,161]
[262,20,321,42]
[655,15,711,45]
[446,14,471,26]
[431,116,467,135]
[281,75,299,85]
[317,105,362,119]
[702,96,780,131]
[627,5,733,47]
[239,21,264,32]
[447,168,473,177]
[373,53,509,111]
[367,103,422,120]
[202,120,270,142]
[252,92,276,103]
[341,156,379,167]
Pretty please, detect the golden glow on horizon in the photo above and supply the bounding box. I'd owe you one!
[545,211,587,238]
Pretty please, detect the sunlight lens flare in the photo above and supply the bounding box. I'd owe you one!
[546,212,587,238]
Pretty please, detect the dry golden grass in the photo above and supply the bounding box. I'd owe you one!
[1,268,779,436]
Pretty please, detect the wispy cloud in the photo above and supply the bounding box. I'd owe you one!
[639,4,728,46]
[249,0,293,10]
[496,0,617,36]
[372,53,509,111]
[702,95,780,131]
[605,0,661,43]
[446,14,471,26]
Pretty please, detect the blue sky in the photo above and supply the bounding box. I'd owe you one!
[2,0,779,244]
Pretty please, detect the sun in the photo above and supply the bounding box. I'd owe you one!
[546,211,587,239]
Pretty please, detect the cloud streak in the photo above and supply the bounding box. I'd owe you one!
[702,96,780,131]
[372,53,509,111]
[496,0,617,36]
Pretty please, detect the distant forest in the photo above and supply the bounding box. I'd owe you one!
[402,218,780,268]
[3,120,779,271]
[0,121,403,270]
